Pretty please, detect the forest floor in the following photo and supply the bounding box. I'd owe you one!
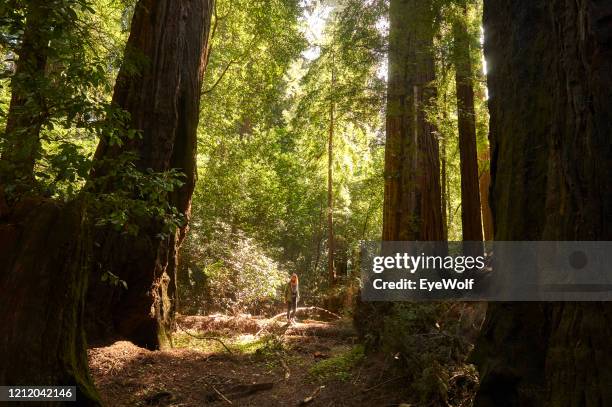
[88,311,412,407]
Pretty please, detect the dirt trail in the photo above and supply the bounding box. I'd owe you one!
[88,314,408,406]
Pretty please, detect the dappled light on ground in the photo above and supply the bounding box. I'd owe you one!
[89,315,415,406]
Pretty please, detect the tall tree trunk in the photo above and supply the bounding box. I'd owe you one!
[327,57,336,285]
[473,0,612,405]
[453,7,483,244]
[312,200,324,275]
[356,0,444,349]
[478,149,493,240]
[86,0,213,349]
[0,0,50,188]
[383,0,444,242]
[441,135,448,240]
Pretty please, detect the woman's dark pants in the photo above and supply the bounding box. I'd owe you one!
[287,296,297,320]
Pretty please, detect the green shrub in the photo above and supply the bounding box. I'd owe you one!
[179,222,287,314]
[382,304,471,404]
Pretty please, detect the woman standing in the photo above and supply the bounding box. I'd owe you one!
[284,274,300,323]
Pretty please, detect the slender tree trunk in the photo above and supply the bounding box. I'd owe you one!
[312,200,324,275]
[473,0,612,405]
[0,0,50,188]
[453,8,483,245]
[441,136,448,240]
[327,51,336,285]
[478,149,493,240]
[383,0,444,242]
[446,146,452,236]
[86,0,213,349]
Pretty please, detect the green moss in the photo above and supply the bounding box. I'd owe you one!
[172,331,232,353]
[309,345,365,382]
[172,332,284,356]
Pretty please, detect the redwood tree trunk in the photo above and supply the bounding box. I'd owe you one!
[356,0,444,348]
[478,149,493,241]
[473,0,612,405]
[0,2,100,402]
[453,9,483,244]
[382,0,444,242]
[86,0,213,349]
[0,198,100,405]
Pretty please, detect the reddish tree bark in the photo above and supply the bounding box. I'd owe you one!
[86,0,213,349]
[382,0,444,242]
[357,0,445,350]
[473,0,612,405]
[0,199,101,404]
[0,2,101,402]
[478,149,493,241]
[1,0,213,400]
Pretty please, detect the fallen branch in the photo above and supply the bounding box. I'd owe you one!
[175,323,233,354]
[212,386,232,405]
[362,375,407,393]
[269,306,342,321]
[298,385,324,405]
[256,307,343,336]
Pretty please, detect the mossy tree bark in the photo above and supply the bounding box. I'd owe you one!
[382,0,444,242]
[86,0,213,349]
[473,0,612,405]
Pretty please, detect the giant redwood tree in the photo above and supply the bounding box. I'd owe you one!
[0,0,213,401]
[382,0,444,242]
[86,0,213,349]
[356,0,445,346]
[0,1,99,403]
[472,0,612,405]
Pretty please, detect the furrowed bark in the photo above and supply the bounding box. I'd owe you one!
[86,0,213,349]
[0,3,101,401]
[357,0,445,348]
[382,0,444,242]
[473,0,612,405]
[0,198,100,405]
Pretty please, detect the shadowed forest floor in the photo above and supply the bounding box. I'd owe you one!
[88,314,412,406]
